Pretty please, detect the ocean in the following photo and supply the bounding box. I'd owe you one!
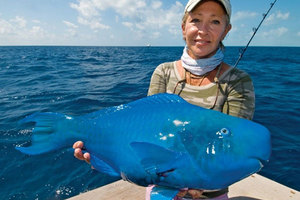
[0,46,299,199]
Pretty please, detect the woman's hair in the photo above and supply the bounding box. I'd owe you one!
[182,0,231,50]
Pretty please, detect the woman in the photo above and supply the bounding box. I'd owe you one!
[74,0,255,199]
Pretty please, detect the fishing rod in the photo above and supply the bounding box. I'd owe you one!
[233,0,278,68]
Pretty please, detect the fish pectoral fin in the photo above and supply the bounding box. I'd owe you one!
[130,142,185,177]
[90,154,119,177]
[151,186,179,200]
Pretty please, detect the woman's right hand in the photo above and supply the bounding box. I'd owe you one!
[73,141,91,164]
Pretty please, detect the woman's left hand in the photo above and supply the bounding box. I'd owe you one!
[177,189,203,199]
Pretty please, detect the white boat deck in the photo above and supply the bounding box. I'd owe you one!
[68,174,300,200]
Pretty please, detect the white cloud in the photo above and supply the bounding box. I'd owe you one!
[276,11,290,20]
[232,11,258,22]
[70,0,184,36]
[122,21,133,29]
[265,11,289,25]
[262,27,288,38]
[63,21,78,38]
[70,0,100,18]
[10,16,27,28]
[151,1,162,9]
[77,16,110,30]
[122,1,183,36]
[66,28,77,37]
[63,20,78,28]
[70,0,146,18]
[29,26,46,38]
[151,31,161,39]
[0,16,28,35]
[113,0,146,17]
[0,18,14,34]
[32,19,41,24]
[0,16,55,45]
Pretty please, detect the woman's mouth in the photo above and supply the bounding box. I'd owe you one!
[195,40,210,46]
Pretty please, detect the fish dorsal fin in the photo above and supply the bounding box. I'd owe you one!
[127,93,188,107]
[84,94,190,119]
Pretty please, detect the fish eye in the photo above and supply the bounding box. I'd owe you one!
[220,128,230,135]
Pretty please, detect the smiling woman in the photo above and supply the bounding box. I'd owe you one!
[147,2,252,198]
[181,0,231,59]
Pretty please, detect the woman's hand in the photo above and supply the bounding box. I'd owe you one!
[73,141,91,164]
[177,189,203,199]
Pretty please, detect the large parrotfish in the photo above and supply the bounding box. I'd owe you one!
[16,93,271,200]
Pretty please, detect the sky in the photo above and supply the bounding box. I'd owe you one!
[0,0,299,46]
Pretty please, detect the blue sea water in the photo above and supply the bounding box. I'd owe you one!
[0,46,299,199]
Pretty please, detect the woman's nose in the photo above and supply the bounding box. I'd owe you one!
[197,22,209,34]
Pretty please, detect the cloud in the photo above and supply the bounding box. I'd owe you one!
[70,0,184,36]
[0,16,27,34]
[265,11,289,25]
[71,0,125,30]
[29,26,47,38]
[0,18,14,34]
[0,16,54,45]
[121,1,184,37]
[261,27,288,38]
[32,19,41,24]
[151,1,162,9]
[151,31,161,39]
[70,0,146,18]
[63,21,79,37]
[232,11,258,22]
[77,16,110,30]
[70,0,100,18]
[63,20,78,28]
[65,28,77,37]
[10,16,27,28]
[277,11,290,20]
[122,21,133,29]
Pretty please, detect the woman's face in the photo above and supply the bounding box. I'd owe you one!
[182,0,231,59]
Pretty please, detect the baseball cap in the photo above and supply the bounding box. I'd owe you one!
[185,0,231,19]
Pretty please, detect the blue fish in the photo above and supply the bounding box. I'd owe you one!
[16,93,271,200]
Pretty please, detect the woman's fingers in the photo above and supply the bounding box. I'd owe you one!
[177,189,188,197]
[73,141,90,164]
[177,189,203,198]
[187,189,203,198]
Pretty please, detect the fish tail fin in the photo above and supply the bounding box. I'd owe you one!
[16,112,80,155]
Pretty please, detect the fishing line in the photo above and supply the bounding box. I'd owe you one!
[233,0,278,69]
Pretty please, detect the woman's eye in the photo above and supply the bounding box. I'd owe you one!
[212,20,220,25]
[191,18,200,23]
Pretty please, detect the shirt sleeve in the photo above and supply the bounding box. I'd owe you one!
[222,73,255,120]
[147,64,168,96]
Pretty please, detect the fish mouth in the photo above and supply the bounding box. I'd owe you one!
[249,157,268,169]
